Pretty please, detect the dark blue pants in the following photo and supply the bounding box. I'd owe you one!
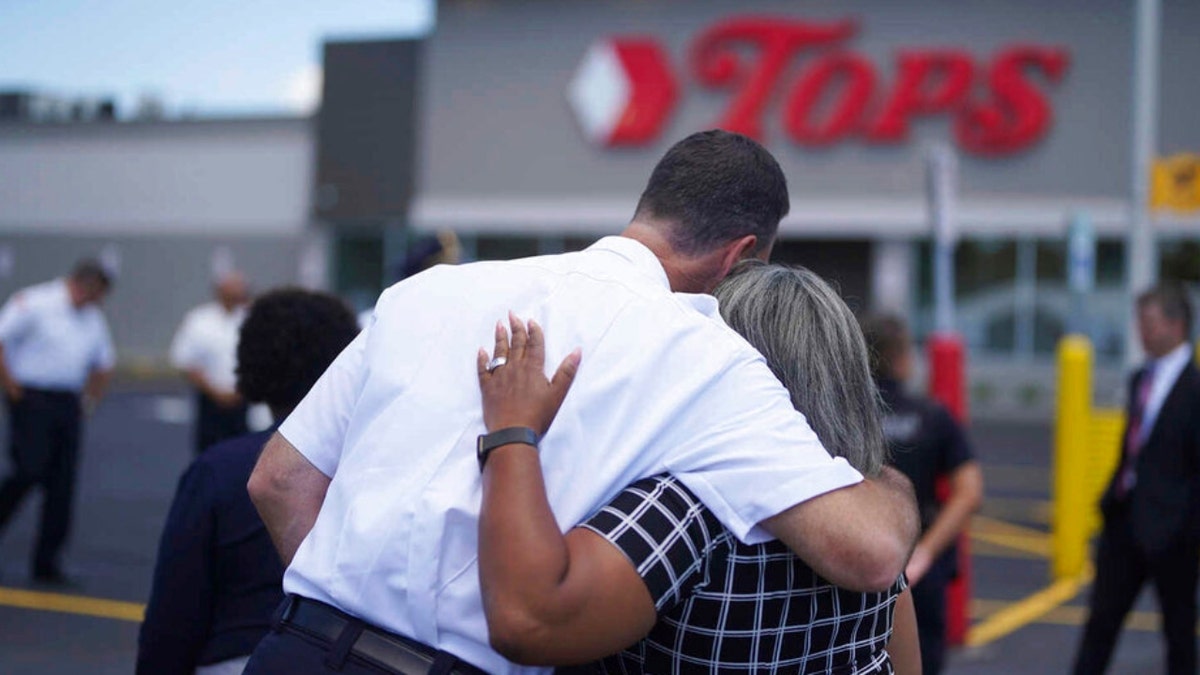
[0,389,81,574]
[911,570,948,675]
[195,391,248,454]
[1072,509,1198,675]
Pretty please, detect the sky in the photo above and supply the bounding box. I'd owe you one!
[0,0,435,117]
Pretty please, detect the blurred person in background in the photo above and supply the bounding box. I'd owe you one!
[861,313,982,675]
[0,258,115,585]
[170,271,251,454]
[357,230,463,329]
[1072,283,1200,675]
[473,261,921,674]
[138,288,359,675]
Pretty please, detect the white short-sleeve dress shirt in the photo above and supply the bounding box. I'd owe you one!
[279,237,864,674]
[169,302,245,393]
[0,279,115,392]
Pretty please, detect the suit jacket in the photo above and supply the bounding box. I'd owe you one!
[1100,361,1200,558]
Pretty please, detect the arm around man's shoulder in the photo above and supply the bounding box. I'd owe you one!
[759,465,919,592]
[649,334,920,591]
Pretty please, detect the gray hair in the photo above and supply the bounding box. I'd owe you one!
[714,260,887,476]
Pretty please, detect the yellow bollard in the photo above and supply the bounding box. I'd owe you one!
[1052,335,1093,580]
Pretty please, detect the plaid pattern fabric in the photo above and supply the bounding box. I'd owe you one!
[580,475,904,675]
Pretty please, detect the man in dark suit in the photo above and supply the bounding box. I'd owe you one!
[1073,282,1200,675]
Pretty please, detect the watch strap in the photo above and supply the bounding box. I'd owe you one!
[477,426,539,470]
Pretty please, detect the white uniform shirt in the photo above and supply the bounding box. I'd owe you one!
[169,302,246,393]
[279,237,864,674]
[0,279,115,392]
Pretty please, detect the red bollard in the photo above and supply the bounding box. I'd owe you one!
[927,332,970,647]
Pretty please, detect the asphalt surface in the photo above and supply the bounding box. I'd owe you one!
[0,383,1184,674]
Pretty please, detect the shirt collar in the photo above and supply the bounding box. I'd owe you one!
[1151,342,1191,379]
[52,278,75,309]
[587,236,671,290]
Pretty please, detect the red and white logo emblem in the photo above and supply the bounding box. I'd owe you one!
[568,16,1069,156]
[567,38,678,147]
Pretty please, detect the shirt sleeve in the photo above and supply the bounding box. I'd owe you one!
[92,316,116,372]
[933,406,973,475]
[662,346,864,545]
[168,312,201,370]
[137,460,216,675]
[580,475,728,614]
[277,326,369,477]
[0,291,36,345]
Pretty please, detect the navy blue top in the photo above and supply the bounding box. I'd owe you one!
[877,376,973,581]
[137,428,285,673]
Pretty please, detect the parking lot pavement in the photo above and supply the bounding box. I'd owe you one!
[0,387,1184,673]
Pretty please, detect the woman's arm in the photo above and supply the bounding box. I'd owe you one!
[136,461,217,674]
[477,315,657,665]
[887,586,922,675]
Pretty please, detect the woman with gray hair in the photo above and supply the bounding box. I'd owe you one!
[474,260,919,674]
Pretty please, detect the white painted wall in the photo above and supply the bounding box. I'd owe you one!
[0,117,313,235]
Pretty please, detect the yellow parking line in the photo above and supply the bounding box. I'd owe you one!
[970,530,1051,557]
[0,586,144,623]
[973,599,1168,632]
[966,565,1093,647]
[979,497,1052,525]
[968,513,1052,557]
[971,514,1050,539]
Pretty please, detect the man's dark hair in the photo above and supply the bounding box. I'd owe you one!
[1138,282,1194,336]
[236,288,360,416]
[71,258,112,291]
[859,313,910,380]
[633,129,789,256]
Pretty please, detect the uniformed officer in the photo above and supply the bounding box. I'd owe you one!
[170,271,250,454]
[0,258,115,585]
[861,313,983,675]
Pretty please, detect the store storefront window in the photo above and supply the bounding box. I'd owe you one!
[334,230,385,314]
[1160,240,1200,282]
[473,235,540,261]
[916,237,1127,360]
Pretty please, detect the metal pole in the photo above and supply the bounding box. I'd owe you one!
[927,145,958,334]
[1127,0,1161,365]
[1015,237,1037,358]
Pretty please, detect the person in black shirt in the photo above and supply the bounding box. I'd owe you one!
[137,289,360,675]
[861,314,983,675]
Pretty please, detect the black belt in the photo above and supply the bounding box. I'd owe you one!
[278,595,488,675]
[21,387,79,399]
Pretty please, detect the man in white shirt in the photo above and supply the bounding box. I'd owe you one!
[170,272,250,454]
[1073,283,1200,675]
[0,259,115,585]
[246,130,919,675]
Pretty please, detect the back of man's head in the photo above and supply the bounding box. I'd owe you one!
[71,258,112,290]
[860,313,910,381]
[1138,282,1193,338]
[633,129,789,257]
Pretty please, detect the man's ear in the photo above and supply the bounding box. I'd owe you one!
[717,235,759,279]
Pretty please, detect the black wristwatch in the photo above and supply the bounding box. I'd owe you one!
[477,427,540,470]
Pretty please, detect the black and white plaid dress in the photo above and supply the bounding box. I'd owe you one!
[579,474,906,675]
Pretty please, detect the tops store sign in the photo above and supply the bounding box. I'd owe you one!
[567,16,1070,156]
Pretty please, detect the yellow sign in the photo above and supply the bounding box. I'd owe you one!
[1151,153,1200,212]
